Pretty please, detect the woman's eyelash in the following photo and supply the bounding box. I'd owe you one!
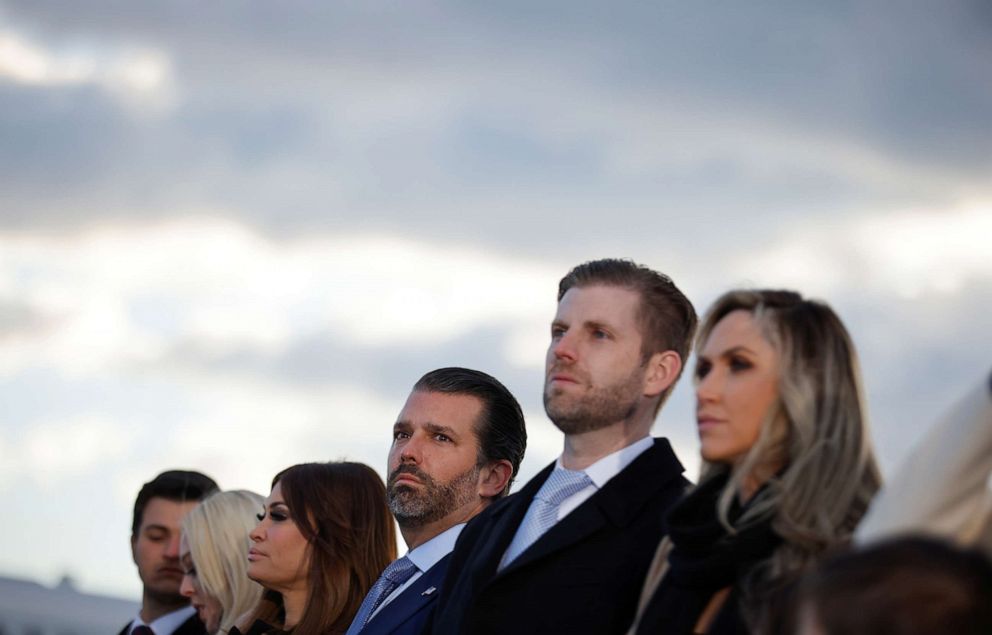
[730,357,752,370]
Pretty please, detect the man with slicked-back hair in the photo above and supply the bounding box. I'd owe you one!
[345,367,527,635]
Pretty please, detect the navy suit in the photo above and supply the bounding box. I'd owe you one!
[430,438,689,635]
[356,554,452,635]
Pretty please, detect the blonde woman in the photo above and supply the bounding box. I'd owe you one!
[631,289,881,634]
[180,490,265,634]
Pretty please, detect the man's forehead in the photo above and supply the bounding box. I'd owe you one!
[398,390,484,434]
[556,284,643,323]
[140,496,199,528]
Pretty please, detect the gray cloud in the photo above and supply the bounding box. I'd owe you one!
[152,322,544,411]
[1,0,989,255]
[0,298,42,337]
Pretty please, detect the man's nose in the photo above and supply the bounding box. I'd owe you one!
[165,533,181,559]
[400,434,425,463]
[550,331,578,363]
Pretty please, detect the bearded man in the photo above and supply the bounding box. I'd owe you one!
[431,259,697,635]
[345,367,527,635]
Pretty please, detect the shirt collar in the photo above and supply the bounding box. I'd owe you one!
[404,522,466,573]
[556,436,654,489]
[131,605,197,635]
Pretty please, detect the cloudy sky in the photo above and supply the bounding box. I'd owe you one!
[1,1,990,600]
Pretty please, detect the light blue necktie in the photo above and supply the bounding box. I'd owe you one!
[500,467,592,569]
[345,555,419,635]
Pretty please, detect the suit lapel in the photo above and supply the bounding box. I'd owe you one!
[499,439,685,574]
[477,462,554,579]
[363,554,451,634]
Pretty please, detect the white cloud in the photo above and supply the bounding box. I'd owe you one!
[0,217,563,379]
[852,203,992,298]
[732,202,992,297]
[0,27,173,109]
[1,414,138,491]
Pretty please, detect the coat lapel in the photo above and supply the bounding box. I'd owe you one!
[362,554,452,634]
[498,439,686,575]
[476,462,554,579]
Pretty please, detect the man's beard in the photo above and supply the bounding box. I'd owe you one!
[387,463,480,528]
[543,362,645,434]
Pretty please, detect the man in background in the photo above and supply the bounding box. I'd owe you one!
[120,469,219,635]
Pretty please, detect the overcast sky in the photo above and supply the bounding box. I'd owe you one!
[1,1,990,600]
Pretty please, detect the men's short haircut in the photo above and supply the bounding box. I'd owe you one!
[799,536,992,635]
[131,470,219,535]
[413,367,527,497]
[558,258,697,405]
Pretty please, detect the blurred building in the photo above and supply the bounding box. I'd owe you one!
[0,575,137,635]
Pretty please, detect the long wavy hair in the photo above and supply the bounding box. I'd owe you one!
[697,290,882,584]
[182,490,265,633]
[248,462,397,634]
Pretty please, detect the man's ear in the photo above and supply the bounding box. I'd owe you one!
[131,532,139,565]
[478,459,514,499]
[643,350,682,398]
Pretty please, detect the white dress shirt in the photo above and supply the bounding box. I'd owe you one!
[128,605,197,635]
[556,435,654,518]
[369,522,466,620]
[497,436,654,571]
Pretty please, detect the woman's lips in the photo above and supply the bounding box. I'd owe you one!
[696,416,724,430]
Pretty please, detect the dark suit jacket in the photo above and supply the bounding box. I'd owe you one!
[118,613,207,635]
[358,553,452,635]
[430,438,689,635]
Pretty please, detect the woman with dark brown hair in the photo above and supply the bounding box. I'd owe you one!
[236,462,397,634]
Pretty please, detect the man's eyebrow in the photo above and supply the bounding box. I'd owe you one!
[583,319,614,331]
[423,422,459,437]
[143,523,170,533]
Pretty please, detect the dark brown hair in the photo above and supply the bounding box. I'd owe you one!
[250,462,397,634]
[131,469,218,535]
[558,258,697,408]
[413,367,527,496]
[798,537,992,635]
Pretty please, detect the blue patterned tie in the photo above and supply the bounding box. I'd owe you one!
[346,555,419,634]
[500,467,592,569]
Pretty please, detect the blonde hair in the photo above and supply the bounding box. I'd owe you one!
[182,490,265,634]
[697,290,882,582]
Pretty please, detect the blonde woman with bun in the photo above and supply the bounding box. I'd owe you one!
[180,490,265,634]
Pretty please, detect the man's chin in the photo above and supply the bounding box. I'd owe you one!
[548,411,613,435]
[145,586,187,606]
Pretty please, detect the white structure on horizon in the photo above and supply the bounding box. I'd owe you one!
[0,575,137,635]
